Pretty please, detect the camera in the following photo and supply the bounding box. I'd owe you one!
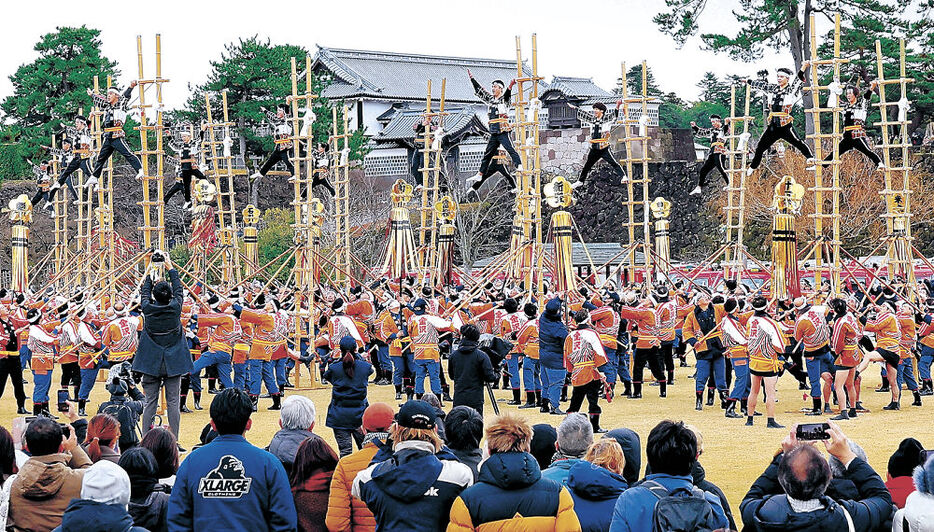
[151,249,166,263]
[796,422,831,441]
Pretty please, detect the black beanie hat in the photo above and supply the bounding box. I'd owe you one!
[888,437,925,478]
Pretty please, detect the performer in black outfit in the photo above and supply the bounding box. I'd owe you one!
[747,63,814,174]
[467,147,517,193]
[823,81,883,168]
[51,115,93,200]
[251,104,294,184]
[572,100,627,187]
[466,69,522,192]
[88,81,144,188]
[308,142,336,198]
[29,160,55,214]
[690,114,730,195]
[0,306,28,414]
[164,126,206,209]
[410,115,447,189]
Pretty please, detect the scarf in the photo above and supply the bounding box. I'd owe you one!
[362,432,389,448]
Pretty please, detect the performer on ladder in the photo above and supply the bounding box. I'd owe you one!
[87,81,144,189]
[690,115,730,195]
[250,104,294,194]
[465,69,522,192]
[29,160,55,214]
[823,81,884,169]
[570,100,627,188]
[746,63,814,175]
[52,115,94,199]
[164,125,206,210]
[309,142,336,197]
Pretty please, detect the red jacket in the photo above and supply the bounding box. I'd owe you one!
[886,475,915,509]
[293,468,334,532]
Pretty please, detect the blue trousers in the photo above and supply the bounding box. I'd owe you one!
[249,359,279,396]
[897,358,919,392]
[695,356,727,392]
[272,358,287,387]
[20,346,31,371]
[78,366,100,400]
[600,347,617,384]
[33,371,51,403]
[541,367,566,408]
[377,345,392,373]
[616,348,632,383]
[506,353,522,390]
[392,352,414,386]
[233,362,249,389]
[414,359,441,395]
[192,350,234,388]
[728,360,750,400]
[523,357,541,392]
[919,345,933,381]
[804,352,834,398]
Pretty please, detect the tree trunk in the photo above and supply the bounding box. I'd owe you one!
[238,116,249,173]
[793,0,817,149]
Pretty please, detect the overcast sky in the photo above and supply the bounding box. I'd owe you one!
[0,0,810,111]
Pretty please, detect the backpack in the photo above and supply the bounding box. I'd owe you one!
[101,399,141,449]
[643,480,716,532]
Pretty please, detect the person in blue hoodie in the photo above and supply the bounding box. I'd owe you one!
[447,413,581,531]
[539,298,569,415]
[167,388,297,532]
[609,420,728,532]
[568,439,629,532]
[352,400,473,532]
[324,335,374,457]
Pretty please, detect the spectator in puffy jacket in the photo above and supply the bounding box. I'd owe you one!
[602,427,641,485]
[268,395,317,475]
[291,435,339,532]
[740,422,893,532]
[542,413,593,486]
[893,454,934,532]
[325,402,394,532]
[120,447,171,532]
[324,336,373,457]
[610,420,728,532]
[8,417,92,531]
[539,298,569,414]
[568,439,628,532]
[52,460,147,532]
[447,413,581,531]
[448,325,497,415]
[352,400,472,532]
[886,437,925,509]
[167,388,297,532]
[444,406,484,481]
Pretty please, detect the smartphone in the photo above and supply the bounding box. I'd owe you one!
[56,389,70,413]
[796,422,831,441]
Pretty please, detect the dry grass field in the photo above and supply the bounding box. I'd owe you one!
[5,358,932,528]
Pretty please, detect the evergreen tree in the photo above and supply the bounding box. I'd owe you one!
[0,26,118,179]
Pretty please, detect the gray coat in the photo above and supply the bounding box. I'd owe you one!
[267,428,314,474]
[133,269,193,377]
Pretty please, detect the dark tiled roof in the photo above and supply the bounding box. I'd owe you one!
[375,105,487,142]
[311,46,542,102]
[546,76,612,98]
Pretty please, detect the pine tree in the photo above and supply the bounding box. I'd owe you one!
[0,26,118,179]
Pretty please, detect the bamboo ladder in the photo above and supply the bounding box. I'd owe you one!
[721,84,754,284]
[415,79,447,287]
[50,134,70,281]
[203,90,243,286]
[509,34,544,293]
[619,61,654,282]
[134,35,168,259]
[330,105,352,289]
[94,75,118,301]
[804,13,847,294]
[874,38,917,302]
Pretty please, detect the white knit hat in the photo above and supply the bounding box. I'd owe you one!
[80,460,131,507]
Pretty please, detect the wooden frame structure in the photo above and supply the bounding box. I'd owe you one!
[135,34,168,258]
[330,105,352,289]
[721,84,754,283]
[203,90,243,286]
[618,61,653,280]
[415,79,447,287]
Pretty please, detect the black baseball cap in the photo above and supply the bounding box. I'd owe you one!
[397,400,436,430]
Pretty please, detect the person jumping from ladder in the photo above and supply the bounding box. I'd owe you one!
[571,100,627,189]
[87,81,143,190]
[823,81,884,170]
[690,114,730,195]
[466,69,522,193]
[250,104,294,198]
[746,62,814,176]
[51,116,93,200]
[164,124,206,210]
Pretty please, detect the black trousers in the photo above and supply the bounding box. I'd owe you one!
[825,134,881,165]
[567,379,602,414]
[92,137,142,177]
[472,164,516,190]
[750,122,813,169]
[478,132,521,176]
[306,175,335,198]
[30,190,51,208]
[698,152,728,187]
[259,149,294,176]
[661,342,675,374]
[0,356,26,407]
[60,361,81,389]
[163,167,205,204]
[633,347,666,384]
[579,146,625,183]
[54,157,89,199]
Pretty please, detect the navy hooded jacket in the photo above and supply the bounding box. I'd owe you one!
[323,355,373,430]
[51,500,146,532]
[352,440,473,532]
[539,299,568,370]
[567,460,628,532]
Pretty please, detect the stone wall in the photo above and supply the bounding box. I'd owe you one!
[540,126,697,177]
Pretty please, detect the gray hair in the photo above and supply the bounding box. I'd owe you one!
[829,440,867,478]
[279,396,316,430]
[557,413,594,457]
